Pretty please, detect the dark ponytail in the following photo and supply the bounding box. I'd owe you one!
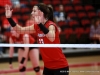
[48,7,54,22]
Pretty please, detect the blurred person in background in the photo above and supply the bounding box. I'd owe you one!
[2,17,18,32]
[90,18,100,44]
[0,25,7,57]
[25,14,37,39]
[2,17,18,43]
[11,0,21,8]
[11,0,27,8]
[53,4,67,23]
[65,16,72,23]
[9,28,41,75]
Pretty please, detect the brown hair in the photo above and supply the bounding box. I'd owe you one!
[35,3,54,22]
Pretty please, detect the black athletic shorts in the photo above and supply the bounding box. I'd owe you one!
[18,42,38,50]
[43,66,69,75]
[18,47,38,50]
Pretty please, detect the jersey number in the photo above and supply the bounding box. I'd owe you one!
[39,39,44,44]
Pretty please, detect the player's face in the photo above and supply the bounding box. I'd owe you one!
[31,6,39,19]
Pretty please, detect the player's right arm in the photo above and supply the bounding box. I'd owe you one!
[5,4,35,34]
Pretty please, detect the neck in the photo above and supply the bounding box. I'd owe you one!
[42,19,48,25]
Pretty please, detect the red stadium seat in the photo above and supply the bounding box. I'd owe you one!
[75,27,90,44]
[43,0,51,4]
[22,15,29,22]
[1,15,6,21]
[0,0,12,7]
[64,28,73,39]
[0,8,5,15]
[68,20,79,28]
[77,12,87,19]
[61,0,71,5]
[84,5,95,12]
[20,7,30,14]
[67,12,77,19]
[20,0,29,5]
[30,1,38,6]
[72,0,81,5]
[13,14,21,20]
[74,5,84,12]
[13,8,20,14]
[81,19,91,27]
[75,27,84,39]
[64,28,77,44]
[85,27,90,34]
[64,6,74,12]
[98,12,100,17]
[58,21,67,27]
[87,11,97,19]
[54,6,59,11]
[52,0,61,6]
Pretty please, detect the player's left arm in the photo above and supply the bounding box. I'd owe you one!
[46,25,55,42]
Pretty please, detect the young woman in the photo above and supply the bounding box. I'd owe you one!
[9,28,41,75]
[90,18,100,43]
[5,3,69,75]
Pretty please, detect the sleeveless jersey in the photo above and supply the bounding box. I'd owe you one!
[34,20,68,69]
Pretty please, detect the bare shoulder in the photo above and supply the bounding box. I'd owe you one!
[48,24,55,30]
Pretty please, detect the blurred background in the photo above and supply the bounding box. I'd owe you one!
[0,0,100,75]
[0,0,100,58]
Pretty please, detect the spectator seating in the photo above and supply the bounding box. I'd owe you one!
[0,0,99,44]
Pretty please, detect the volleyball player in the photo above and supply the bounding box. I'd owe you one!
[5,3,69,75]
[9,28,41,75]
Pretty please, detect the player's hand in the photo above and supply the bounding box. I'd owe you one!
[34,10,44,24]
[5,4,13,18]
[9,64,13,69]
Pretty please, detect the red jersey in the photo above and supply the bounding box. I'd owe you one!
[10,34,35,44]
[35,20,68,69]
[26,19,37,41]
